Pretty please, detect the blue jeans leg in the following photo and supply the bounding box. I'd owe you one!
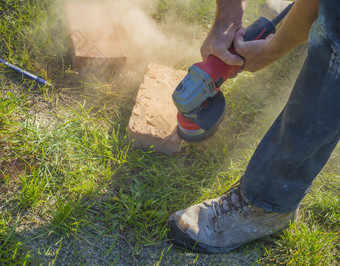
[240,0,340,213]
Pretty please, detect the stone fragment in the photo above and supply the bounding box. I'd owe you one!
[128,63,186,156]
[65,3,126,74]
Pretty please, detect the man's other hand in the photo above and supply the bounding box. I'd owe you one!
[234,27,277,72]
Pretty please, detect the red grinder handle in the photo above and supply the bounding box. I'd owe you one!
[194,47,241,86]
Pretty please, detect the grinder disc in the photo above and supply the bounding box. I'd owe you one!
[177,91,226,142]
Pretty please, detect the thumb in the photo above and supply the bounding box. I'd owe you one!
[234,27,247,55]
[265,33,275,41]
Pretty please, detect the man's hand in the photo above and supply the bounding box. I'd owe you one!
[234,28,278,72]
[234,0,319,73]
[201,0,246,66]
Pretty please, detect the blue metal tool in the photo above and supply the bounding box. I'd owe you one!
[0,58,52,87]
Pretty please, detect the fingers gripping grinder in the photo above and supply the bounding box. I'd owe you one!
[172,3,294,142]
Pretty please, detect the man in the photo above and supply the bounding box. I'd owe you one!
[168,0,340,253]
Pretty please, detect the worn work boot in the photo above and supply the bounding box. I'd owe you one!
[168,183,297,253]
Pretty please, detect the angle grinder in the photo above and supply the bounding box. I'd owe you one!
[172,3,294,142]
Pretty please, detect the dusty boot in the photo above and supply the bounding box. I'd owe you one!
[168,183,297,253]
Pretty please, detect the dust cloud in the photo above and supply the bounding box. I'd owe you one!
[108,0,203,73]
[62,0,203,78]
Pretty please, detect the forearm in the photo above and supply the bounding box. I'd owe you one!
[201,0,247,65]
[266,0,319,60]
[214,0,246,31]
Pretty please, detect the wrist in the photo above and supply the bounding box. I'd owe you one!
[265,35,291,61]
[261,36,300,64]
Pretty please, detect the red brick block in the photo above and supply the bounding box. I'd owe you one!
[128,63,186,156]
[65,3,126,73]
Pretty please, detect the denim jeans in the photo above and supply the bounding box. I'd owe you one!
[240,0,340,213]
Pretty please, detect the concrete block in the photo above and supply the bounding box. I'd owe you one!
[128,63,186,156]
[65,3,126,74]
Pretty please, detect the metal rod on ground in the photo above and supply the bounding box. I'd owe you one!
[0,58,52,87]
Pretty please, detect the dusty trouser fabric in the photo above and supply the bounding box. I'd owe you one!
[240,0,340,213]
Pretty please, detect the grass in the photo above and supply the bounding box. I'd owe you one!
[0,0,339,264]
[0,212,30,264]
[258,163,340,265]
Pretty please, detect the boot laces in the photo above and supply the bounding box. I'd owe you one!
[212,182,253,222]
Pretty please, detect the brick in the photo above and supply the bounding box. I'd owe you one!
[65,3,126,73]
[128,63,186,156]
